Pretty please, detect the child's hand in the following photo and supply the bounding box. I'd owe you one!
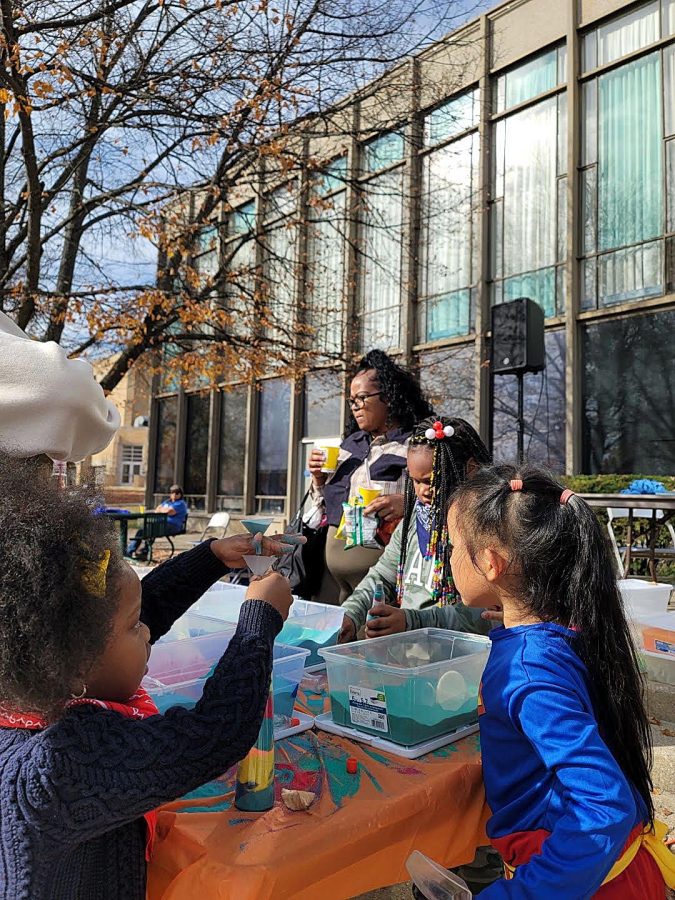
[365,604,406,638]
[338,615,357,643]
[210,533,305,569]
[363,493,405,522]
[481,606,504,623]
[245,572,293,621]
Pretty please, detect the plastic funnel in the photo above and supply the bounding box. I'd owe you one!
[405,851,472,899]
[243,554,275,577]
[241,518,274,536]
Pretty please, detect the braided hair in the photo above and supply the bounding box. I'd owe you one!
[396,416,490,607]
[344,350,434,437]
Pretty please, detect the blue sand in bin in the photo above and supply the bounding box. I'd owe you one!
[277,622,341,668]
[150,662,301,718]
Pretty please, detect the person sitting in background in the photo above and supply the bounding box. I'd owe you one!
[339,416,493,641]
[126,485,188,560]
[308,349,433,605]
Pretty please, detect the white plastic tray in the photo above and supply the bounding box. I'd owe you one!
[314,712,478,759]
[274,711,314,740]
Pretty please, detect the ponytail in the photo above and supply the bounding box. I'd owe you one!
[454,464,654,823]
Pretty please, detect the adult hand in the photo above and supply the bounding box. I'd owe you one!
[245,572,293,621]
[365,604,406,638]
[481,607,504,623]
[363,493,405,523]
[210,532,305,569]
[307,448,329,488]
[338,615,357,643]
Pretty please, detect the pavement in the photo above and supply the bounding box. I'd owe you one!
[132,539,675,898]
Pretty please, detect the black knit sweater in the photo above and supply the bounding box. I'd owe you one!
[0,541,281,899]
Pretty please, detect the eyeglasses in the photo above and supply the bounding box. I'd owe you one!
[348,391,382,410]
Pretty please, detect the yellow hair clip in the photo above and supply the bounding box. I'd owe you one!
[80,549,111,598]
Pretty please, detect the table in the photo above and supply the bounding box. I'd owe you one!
[578,494,675,581]
[147,677,488,900]
[103,510,169,556]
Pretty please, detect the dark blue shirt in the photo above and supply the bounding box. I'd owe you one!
[0,541,281,899]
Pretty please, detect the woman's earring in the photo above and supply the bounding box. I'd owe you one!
[70,683,87,700]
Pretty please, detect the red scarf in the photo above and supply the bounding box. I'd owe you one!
[0,687,159,860]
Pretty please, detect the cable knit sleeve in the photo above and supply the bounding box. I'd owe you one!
[140,539,230,643]
[16,600,280,850]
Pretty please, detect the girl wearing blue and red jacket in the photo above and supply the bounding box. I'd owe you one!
[447,464,673,898]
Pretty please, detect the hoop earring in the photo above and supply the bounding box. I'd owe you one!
[70,683,87,700]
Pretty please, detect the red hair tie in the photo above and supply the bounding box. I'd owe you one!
[560,489,575,505]
[509,479,523,492]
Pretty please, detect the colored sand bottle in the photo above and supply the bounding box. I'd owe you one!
[234,686,275,812]
[368,582,385,620]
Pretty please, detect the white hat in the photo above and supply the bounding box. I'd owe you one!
[0,312,120,461]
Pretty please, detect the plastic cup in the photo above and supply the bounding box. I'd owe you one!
[316,444,339,473]
[358,486,382,507]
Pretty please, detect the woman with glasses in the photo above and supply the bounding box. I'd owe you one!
[308,350,433,604]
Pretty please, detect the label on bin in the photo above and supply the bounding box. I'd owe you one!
[655,639,675,655]
[348,685,389,733]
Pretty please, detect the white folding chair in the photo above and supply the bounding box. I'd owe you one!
[606,507,675,577]
[191,511,231,545]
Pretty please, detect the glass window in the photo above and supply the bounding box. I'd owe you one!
[418,132,479,340]
[665,45,675,137]
[217,385,247,510]
[363,131,405,174]
[231,200,255,234]
[121,445,143,485]
[496,48,562,113]
[492,329,566,472]
[303,370,342,439]
[582,51,665,308]
[423,89,478,147]
[264,222,298,343]
[314,156,348,195]
[184,393,210,496]
[582,311,675,474]
[256,379,291,511]
[665,0,675,35]
[358,168,403,349]
[306,191,346,355]
[417,344,476,425]
[265,182,296,221]
[583,1,659,70]
[153,396,178,493]
[492,95,565,317]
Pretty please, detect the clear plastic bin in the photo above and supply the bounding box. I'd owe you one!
[156,612,235,644]
[319,628,490,747]
[144,632,308,718]
[278,605,343,667]
[619,579,672,621]
[187,590,342,668]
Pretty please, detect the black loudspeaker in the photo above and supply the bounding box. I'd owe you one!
[491,297,545,375]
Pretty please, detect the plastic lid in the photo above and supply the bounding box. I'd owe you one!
[405,851,472,899]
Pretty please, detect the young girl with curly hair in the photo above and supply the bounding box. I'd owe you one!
[0,453,294,900]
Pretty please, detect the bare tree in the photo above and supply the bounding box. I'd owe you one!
[0,0,479,390]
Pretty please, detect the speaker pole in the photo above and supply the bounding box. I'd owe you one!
[517,372,525,465]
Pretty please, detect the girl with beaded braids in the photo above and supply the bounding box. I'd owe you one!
[339,416,493,641]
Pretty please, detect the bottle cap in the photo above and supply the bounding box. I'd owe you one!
[346,757,358,775]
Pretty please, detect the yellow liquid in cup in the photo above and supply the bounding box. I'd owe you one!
[318,445,340,472]
[358,486,382,507]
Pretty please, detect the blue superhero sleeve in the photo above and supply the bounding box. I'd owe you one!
[481,682,639,898]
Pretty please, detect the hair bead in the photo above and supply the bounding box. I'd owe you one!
[509,479,524,492]
[560,488,575,505]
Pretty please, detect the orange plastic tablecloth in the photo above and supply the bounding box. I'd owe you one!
[147,676,489,900]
